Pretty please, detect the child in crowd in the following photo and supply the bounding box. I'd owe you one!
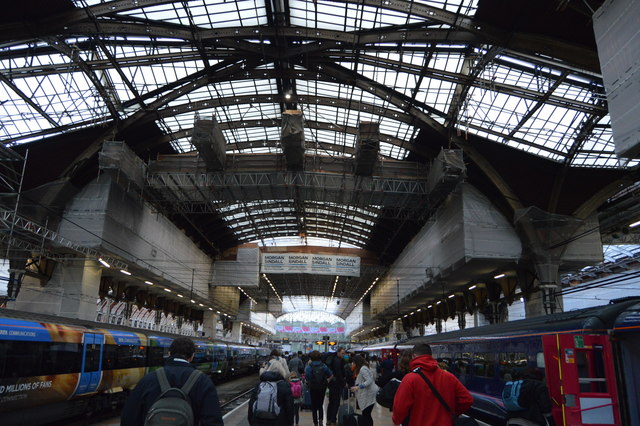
[289,371,304,426]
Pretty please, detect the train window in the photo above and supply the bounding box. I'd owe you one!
[536,352,545,368]
[49,342,83,374]
[576,348,608,393]
[102,344,117,370]
[214,345,227,361]
[0,341,84,378]
[148,346,167,367]
[499,352,527,381]
[100,344,147,369]
[471,353,496,378]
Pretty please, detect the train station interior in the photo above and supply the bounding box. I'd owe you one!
[1,1,640,424]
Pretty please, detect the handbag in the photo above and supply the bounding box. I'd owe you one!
[414,368,478,426]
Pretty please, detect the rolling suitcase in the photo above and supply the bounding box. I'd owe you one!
[338,392,359,426]
[301,386,312,409]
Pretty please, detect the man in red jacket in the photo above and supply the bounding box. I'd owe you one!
[392,343,473,426]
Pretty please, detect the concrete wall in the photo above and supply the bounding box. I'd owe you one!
[371,183,522,316]
[58,176,215,300]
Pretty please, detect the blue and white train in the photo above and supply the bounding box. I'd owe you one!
[0,308,264,425]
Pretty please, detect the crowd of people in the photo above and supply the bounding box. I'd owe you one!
[119,338,554,426]
[248,345,475,426]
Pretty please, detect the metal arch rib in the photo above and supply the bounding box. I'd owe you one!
[310,61,524,212]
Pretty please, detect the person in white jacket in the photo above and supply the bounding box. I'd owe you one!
[350,355,378,426]
[260,349,290,380]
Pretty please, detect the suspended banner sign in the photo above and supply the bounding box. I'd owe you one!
[276,325,346,334]
[261,253,360,277]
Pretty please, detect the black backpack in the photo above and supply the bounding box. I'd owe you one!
[376,377,401,409]
[322,352,336,370]
[144,368,202,426]
[308,363,327,389]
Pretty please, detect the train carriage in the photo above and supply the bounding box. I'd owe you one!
[401,297,640,426]
[0,308,260,425]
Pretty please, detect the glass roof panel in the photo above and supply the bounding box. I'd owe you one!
[289,0,418,31]
[120,0,269,28]
[278,309,345,322]
[570,116,640,168]
[254,236,359,248]
[414,0,479,15]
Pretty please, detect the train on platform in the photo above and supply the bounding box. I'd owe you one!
[358,297,640,426]
[0,308,267,425]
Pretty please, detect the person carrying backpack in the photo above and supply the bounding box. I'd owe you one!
[504,369,555,426]
[305,350,333,426]
[289,372,304,426]
[248,370,294,426]
[392,343,473,426]
[377,350,412,426]
[121,337,223,426]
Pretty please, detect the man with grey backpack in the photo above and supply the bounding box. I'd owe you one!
[248,370,294,426]
[121,337,224,426]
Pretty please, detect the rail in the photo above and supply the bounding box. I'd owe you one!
[220,388,254,409]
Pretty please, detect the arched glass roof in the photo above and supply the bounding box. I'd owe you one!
[1,0,638,292]
[1,0,635,168]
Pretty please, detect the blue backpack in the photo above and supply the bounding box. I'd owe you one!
[502,380,525,411]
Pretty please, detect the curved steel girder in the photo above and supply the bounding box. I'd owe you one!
[548,112,609,213]
[311,61,524,213]
[34,0,597,72]
[62,21,483,55]
[221,201,379,224]
[234,225,369,247]
[333,54,605,116]
[351,0,598,72]
[4,39,603,118]
[228,212,376,235]
[0,0,598,71]
[231,216,374,241]
[573,170,640,220]
[146,94,413,126]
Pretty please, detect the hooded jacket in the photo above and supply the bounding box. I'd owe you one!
[391,355,473,426]
[248,371,294,426]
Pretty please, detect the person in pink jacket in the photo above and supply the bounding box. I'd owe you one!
[392,343,473,426]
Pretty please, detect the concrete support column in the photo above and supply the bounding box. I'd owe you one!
[528,261,564,316]
[202,310,220,338]
[230,320,242,343]
[10,258,101,320]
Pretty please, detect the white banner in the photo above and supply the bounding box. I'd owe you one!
[261,253,360,277]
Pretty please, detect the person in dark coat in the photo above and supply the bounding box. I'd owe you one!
[326,347,346,426]
[305,350,333,426]
[248,370,295,426]
[121,337,224,426]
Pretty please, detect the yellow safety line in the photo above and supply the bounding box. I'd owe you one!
[556,333,567,426]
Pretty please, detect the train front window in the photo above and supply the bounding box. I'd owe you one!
[577,347,608,393]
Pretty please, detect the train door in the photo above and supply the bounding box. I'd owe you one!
[542,334,621,425]
[76,333,104,395]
